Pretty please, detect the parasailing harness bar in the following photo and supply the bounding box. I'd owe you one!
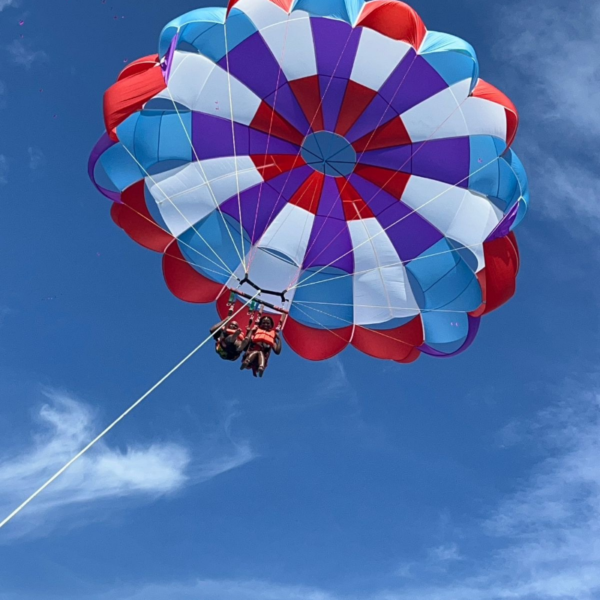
[230,287,290,316]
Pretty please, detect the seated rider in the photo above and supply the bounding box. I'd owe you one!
[210,309,250,362]
[240,315,282,378]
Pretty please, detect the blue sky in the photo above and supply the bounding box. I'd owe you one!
[0,0,599,599]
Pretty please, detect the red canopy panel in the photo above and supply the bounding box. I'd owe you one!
[471,232,520,316]
[351,315,424,362]
[472,80,520,150]
[111,181,173,253]
[104,54,167,142]
[284,318,353,361]
[163,242,225,304]
[356,1,427,49]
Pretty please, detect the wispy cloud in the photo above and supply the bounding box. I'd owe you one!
[7,39,47,69]
[0,306,11,326]
[0,155,8,186]
[401,380,600,600]
[320,358,357,403]
[0,81,6,109]
[93,579,338,600]
[394,542,464,579]
[496,0,600,232]
[37,378,600,600]
[0,0,18,11]
[27,146,45,171]
[428,543,463,564]
[0,390,255,539]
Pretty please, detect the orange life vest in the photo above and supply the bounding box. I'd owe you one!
[251,328,277,348]
[223,328,245,341]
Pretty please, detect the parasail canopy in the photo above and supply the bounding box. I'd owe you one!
[89,0,529,364]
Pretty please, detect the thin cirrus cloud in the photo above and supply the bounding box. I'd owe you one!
[0,155,8,185]
[7,39,48,69]
[27,146,45,170]
[26,377,600,600]
[0,0,18,11]
[496,0,600,232]
[0,390,256,539]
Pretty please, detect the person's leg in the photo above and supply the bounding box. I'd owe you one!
[256,351,266,377]
[241,350,259,370]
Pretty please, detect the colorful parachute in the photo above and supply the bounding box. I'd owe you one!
[89,0,529,363]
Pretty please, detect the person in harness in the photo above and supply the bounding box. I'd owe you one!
[210,308,250,362]
[240,315,282,377]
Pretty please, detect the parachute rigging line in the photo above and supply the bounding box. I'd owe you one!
[287,153,504,293]
[120,143,237,278]
[223,20,248,272]
[248,15,291,260]
[162,83,248,272]
[291,241,489,292]
[247,26,357,269]
[0,293,259,532]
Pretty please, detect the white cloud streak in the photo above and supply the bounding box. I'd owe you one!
[0,155,7,185]
[496,0,600,231]
[28,378,600,600]
[0,80,6,109]
[320,358,357,402]
[428,543,463,564]
[27,146,45,170]
[0,391,255,539]
[102,580,338,600]
[0,0,18,11]
[7,39,47,69]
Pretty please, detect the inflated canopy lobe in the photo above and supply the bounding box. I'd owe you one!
[90,0,529,363]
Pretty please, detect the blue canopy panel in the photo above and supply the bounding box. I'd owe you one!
[361,316,419,331]
[95,144,144,193]
[179,211,252,284]
[115,111,193,177]
[160,8,226,57]
[406,239,482,312]
[159,8,257,63]
[421,311,470,354]
[420,31,480,94]
[292,0,366,24]
[502,150,530,228]
[468,136,529,226]
[291,267,354,329]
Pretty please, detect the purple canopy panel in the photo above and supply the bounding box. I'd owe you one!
[486,201,519,241]
[379,52,448,115]
[311,18,361,80]
[162,33,179,83]
[346,95,398,144]
[265,165,314,206]
[265,83,311,136]
[192,113,250,159]
[89,133,122,203]
[218,32,286,100]
[221,180,288,244]
[375,200,444,262]
[412,138,470,188]
[303,178,354,273]
[248,125,302,155]
[358,145,413,172]
[320,76,348,133]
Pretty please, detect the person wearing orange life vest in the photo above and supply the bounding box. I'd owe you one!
[240,315,282,377]
[210,309,251,362]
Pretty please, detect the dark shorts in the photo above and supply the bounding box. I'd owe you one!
[217,344,241,361]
